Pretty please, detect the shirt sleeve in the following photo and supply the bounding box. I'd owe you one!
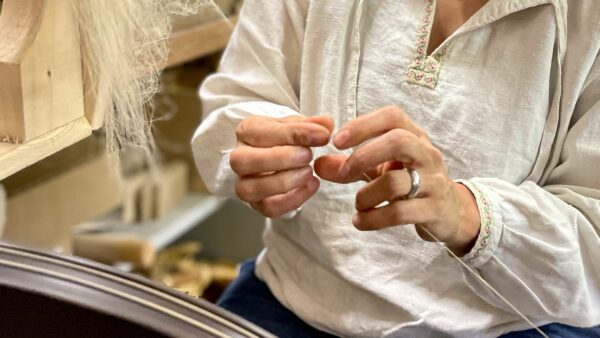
[458,54,600,327]
[192,0,308,197]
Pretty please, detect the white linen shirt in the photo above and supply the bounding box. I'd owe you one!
[192,0,600,336]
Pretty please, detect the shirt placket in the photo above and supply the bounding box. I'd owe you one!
[406,0,450,89]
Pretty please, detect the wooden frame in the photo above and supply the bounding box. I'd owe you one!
[0,0,92,180]
[0,0,84,143]
[166,16,237,68]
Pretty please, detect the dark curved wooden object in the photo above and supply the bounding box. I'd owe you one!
[0,242,274,338]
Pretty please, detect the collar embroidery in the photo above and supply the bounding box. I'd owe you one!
[406,0,451,89]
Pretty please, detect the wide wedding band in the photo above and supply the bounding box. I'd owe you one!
[406,168,421,199]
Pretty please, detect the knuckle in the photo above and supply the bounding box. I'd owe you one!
[234,180,252,201]
[429,146,444,163]
[383,105,401,116]
[234,121,246,141]
[387,105,406,121]
[390,128,411,143]
[260,201,281,218]
[235,118,257,141]
[415,127,428,139]
[229,150,247,174]
[433,172,447,186]
[251,202,269,217]
[291,128,309,145]
[391,135,410,154]
[355,190,368,209]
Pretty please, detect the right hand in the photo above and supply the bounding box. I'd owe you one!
[230,115,334,218]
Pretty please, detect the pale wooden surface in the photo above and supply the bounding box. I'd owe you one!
[21,0,84,139]
[121,169,153,224]
[121,161,189,223]
[0,0,84,142]
[75,193,225,250]
[2,150,122,251]
[82,62,108,130]
[0,0,44,141]
[155,161,189,218]
[0,117,92,180]
[166,16,238,68]
[73,233,156,269]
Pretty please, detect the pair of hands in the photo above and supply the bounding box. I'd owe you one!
[230,106,480,255]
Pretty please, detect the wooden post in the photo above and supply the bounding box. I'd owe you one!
[0,0,84,142]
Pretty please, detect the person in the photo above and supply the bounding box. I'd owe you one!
[192,0,600,336]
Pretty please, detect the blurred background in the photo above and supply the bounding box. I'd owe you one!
[0,0,263,304]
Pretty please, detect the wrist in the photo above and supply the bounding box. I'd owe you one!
[448,183,481,256]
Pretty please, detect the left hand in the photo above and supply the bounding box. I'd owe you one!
[315,106,481,255]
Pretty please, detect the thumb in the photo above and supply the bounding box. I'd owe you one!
[314,154,348,183]
[316,154,381,184]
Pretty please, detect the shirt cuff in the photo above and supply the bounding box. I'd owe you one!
[455,179,503,268]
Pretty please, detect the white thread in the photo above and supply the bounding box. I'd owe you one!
[419,226,549,338]
[362,172,547,337]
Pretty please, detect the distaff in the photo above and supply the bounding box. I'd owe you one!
[315,105,481,256]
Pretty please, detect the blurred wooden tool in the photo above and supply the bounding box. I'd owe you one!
[72,234,156,270]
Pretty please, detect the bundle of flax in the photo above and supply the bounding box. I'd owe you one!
[73,0,214,155]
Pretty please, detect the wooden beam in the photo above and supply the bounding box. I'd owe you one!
[0,0,85,142]
[165,16,237,68]
[0,117,92,180]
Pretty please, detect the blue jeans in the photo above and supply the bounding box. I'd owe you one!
[218,259,600,338]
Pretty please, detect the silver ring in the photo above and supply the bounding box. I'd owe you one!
[406,168,421,199]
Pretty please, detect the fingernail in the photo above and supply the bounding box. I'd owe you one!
[338,163,351,178]
[307,177,319,190]
[312,131,330,145]
[334,130,350,148]
[297,148,312,162]
[301,166,313,177]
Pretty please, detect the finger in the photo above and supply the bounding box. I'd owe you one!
[306,115,334,134]
[314,155,379,183]
[281,115,334,136]
[235,166,313,203]
[230,145,312,176]
[333,106,427,149]
[352,198,434,231]
[250,177,320,218]
[314,154,347,182]
[355,170,413,211]
[236,116,331,147]
[278,115,307,123]
[338,129,430,181]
